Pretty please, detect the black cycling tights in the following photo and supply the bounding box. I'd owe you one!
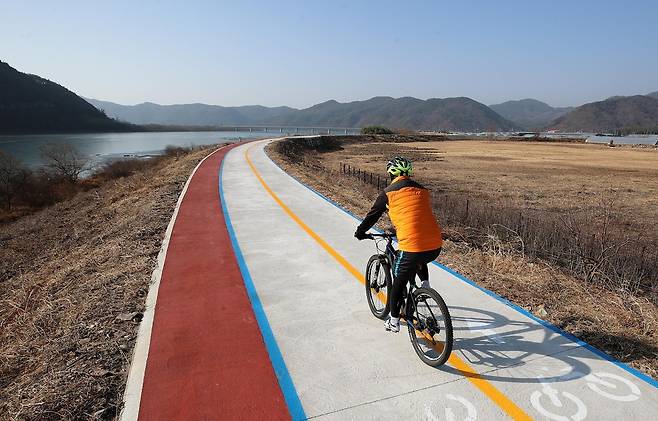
[390,248,442,318]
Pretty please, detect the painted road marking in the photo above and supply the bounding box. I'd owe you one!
[445,394,478,421]
[585,372,641,402]
[243,143,533,421]
[530,377,587,421]
[424,394,478,421]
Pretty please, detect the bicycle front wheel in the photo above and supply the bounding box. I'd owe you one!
[407,287,453,367]
[364,255,391,320]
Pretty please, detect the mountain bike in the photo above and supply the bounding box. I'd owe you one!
[364,232,453,367]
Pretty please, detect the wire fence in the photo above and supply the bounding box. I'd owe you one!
[339,160,658,296]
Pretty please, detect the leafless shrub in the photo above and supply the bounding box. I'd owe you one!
[0,150,28,210]
[164,145,189,158]
[95,159,152,180]
[39,143,90,183]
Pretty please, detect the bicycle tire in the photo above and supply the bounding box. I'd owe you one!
[407,287,453,367]
[364,254,392,320]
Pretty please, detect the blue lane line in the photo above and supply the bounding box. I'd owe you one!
[219,156,307,420]
[264,145,658,389]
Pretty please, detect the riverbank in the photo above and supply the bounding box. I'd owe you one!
[0,144,220,419]
[266,135,658,379]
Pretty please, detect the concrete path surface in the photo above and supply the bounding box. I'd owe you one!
[124,139,658,420]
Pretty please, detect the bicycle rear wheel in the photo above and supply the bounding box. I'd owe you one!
[365,255,391,320]
[407,287,453,367]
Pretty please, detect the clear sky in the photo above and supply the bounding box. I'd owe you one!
[2,0,657,108]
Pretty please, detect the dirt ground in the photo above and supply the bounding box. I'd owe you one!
[0,145,220,420]
[323,139,658,238]
[267,138,658,380]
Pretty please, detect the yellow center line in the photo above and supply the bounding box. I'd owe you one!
[243,144,533,421]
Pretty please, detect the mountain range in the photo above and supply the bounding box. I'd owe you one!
[2,60,657,134]
[489,99,573,130]
[87,98,295,126]
[0,61,132,133]
[86,96,518,131]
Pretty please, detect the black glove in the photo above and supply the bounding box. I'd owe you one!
[354,230,370,240]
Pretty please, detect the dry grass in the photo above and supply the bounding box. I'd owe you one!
[266,137,658,379]
[331,138,658,239]
[0,145,221,420]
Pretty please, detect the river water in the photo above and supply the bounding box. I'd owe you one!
[585,134,658,145]
[0,130,307,168]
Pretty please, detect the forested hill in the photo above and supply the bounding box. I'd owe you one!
[263,96,519,131]
[548,95,658,132]
[0,61,134,134]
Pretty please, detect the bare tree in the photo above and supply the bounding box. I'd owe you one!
[0,150,26,210]
[39,143,90,183]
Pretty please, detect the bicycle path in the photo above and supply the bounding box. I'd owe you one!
[121,142,290,420]
[220,140,658,420]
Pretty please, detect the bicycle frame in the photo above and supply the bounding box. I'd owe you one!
[372,233,421,290]
[371,233,421,317]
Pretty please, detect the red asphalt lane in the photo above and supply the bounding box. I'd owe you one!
[137,143,290,420]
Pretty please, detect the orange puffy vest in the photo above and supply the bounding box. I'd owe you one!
[386,176,443,252]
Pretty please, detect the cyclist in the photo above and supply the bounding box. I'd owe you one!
[354,156,443,333]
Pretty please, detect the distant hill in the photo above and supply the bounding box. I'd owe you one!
[86,98,296,126]
[264,96,518,131]
[89,96,517,131]
[489,99,573,130]
[0,61,133,134]
[548,95,658,132]
[647,91,658,100]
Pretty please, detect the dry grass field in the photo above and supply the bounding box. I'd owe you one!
[268,136,658,379]
[327,139,658,239]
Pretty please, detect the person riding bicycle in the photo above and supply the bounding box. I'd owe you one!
[354,156,443,333]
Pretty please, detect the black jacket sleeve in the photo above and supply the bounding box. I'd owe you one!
[356,190,388,234]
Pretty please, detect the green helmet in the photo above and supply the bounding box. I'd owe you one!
[386,156,413,177]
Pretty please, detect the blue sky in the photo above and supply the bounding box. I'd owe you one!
[2,0,657,108]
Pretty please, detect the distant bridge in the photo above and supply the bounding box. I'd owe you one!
[213,125,361,134]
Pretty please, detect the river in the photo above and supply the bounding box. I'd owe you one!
[0,130,318,168]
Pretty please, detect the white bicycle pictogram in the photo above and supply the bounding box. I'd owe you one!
[585,371,641,402]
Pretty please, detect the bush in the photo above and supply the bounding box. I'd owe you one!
[361,126,394,135]
[95,159,152,180]
[164,145,189,158]
[0,150,26,210]
[39,142,90,183]
[1,145,199,223]
[274,136,342,162]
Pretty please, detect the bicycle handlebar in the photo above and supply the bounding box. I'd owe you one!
[367,232,396,239]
